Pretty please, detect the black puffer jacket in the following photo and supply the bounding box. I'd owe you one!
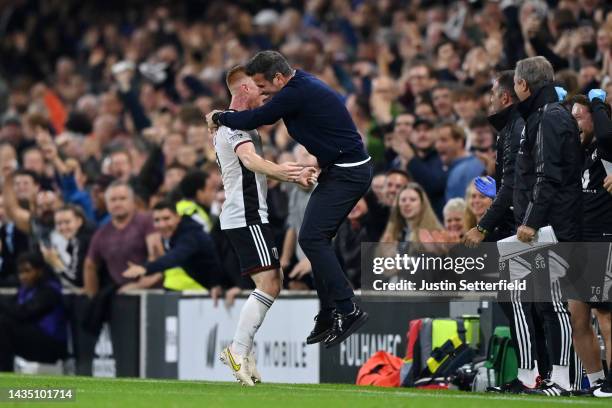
[478,105,524,238]
[514,85,582,242]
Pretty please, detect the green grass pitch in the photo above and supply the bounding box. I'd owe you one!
[0,374,609,407]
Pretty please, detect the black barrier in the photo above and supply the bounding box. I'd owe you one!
[145,292,181,379]
[0,291,140,378]
[109,295,140,377]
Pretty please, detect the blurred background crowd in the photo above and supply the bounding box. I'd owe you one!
[0,0,611,300]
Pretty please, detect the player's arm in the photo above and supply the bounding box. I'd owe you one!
[235,141,303,182]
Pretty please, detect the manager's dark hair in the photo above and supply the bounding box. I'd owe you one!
[245,51,292,82]
[179,170,210,200]
[495,70,518,103]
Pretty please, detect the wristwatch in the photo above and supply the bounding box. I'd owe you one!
[476,224,488,236]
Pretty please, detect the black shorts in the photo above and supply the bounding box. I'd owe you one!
[224,223,280,275]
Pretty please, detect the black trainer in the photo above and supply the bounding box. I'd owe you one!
[323,304,368,348]
[594,379,612,398]
[571,379,604,396]
[486,378,531,394]
[526,379,570,396]
[306,311,335,345]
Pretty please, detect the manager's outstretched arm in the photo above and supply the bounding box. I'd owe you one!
[207,85,301,130]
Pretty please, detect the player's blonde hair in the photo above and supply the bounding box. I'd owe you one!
[225,65,249,94]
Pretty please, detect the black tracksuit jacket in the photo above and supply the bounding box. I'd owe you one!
[514,85,582,242]
[479,105,524,237]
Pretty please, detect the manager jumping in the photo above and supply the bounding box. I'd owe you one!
[206,50,372,348]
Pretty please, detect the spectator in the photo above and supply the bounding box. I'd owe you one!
[431,83,456,122]
[390,116,447,218]
[84,181,161,296]
[12,169,40,208]
[414,100,438,123]
[0,251,67,372]
[21,146,47,178]
[468,114,497,176]
[381,169,411,208]
[406,62,437,98]
[370,173,386,204]
[177,170,246,297]
[40,205,94,289]
[365,169,410,241]
[176,170,216,232]
[435,123,486,202]
[0,195,29,287]
[443,198,467,241]
[122,200,223,292]
[380,183,444,244]
[453,87,482,137]
[463,180,494,232]
[37,128,95,221]
[108,149,133,184]
[2,171,62,247]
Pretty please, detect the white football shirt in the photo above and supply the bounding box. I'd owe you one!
[213,126,269,230]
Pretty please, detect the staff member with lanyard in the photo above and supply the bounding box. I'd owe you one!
[207,51,372,348]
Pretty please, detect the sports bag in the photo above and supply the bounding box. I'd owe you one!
[356,350,403,387]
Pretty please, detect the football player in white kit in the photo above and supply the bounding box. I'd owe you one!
[214,66,316,386]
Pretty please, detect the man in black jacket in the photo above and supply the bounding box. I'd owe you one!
[122,200,223,291]
[512,56,582,395]
[463,71,543,394]
[570,91,612,397]
[464,70,523,246]
[464,71,553,395]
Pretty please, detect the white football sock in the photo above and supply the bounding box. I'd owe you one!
[551,364,571,390]
[232,289,274,356]
[518,364,538,388]
[587,370,605,386]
